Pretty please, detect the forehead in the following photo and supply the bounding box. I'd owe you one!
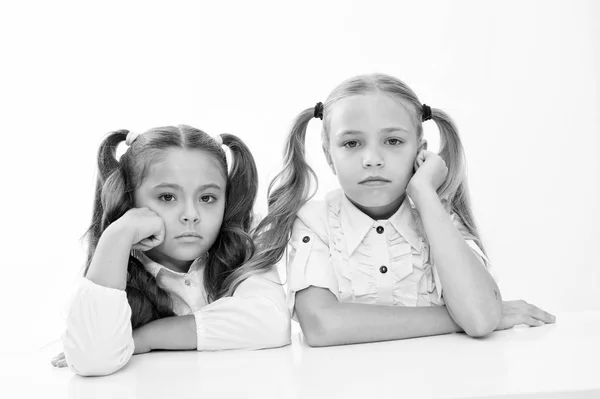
[141,148,226,187]
[329,93,416,134]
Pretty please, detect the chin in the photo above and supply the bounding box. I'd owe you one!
[167,247,205,261]
[180,252,205,262]
[354,193,398,207]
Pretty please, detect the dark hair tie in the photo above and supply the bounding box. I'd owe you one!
[421,104,432,122]
[313,102,324,120]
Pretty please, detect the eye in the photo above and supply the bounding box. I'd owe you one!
[159,193,176,202]
[343,140,360,149]
[200,195,217,203]
[386,138,404,146]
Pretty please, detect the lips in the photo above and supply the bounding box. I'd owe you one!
[358,176,391,184]
[175,232,202,239]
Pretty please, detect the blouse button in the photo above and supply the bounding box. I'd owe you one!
[379,265,388,274]
[184,279,191,286]
[302,236,310,243]
[376,226,384,234]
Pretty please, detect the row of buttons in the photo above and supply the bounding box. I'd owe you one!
[302,226,384,243]
[302,235,388,273]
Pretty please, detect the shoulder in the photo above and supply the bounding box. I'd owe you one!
[295,189,344,244]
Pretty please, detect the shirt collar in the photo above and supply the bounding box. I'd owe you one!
[135,251,207,278]
[339,194,422,256]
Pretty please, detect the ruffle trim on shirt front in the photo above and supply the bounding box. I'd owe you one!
[326,193,445,306]
[416,241,444,305]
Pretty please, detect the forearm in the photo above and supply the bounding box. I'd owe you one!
[85,224,133,290]
[408,186,501,335]
[135,315,197,352]
[296,288,462,347]
[63,278,134,376]
[194,295,290,350]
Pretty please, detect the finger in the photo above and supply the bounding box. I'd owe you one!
[415,152,425,167]
[156,226,165,243]
[132,243,152,251]
[57,359,68,368]
[528,305,557,323]
[147,235,164,247]
[524,316,545,327]
[138,237,155,247]
[140,236,162,248]
[420,150,435,160]
[52,353,64,362]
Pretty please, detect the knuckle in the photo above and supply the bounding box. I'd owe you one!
[526,304,534,312]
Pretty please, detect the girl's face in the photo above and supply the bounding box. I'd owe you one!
[134,148,226,272]
[327,92,423,219]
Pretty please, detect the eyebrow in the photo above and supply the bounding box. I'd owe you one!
[336,127,410,137]
[152,183,222,191]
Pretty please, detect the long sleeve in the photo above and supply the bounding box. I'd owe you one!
[62,277,135,376]
[193,267,291,350]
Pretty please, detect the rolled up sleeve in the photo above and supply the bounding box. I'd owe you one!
[193,267,291,351]
[286,217,339,317]
[62,277,135,376]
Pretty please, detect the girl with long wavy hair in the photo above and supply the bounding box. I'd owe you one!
[52,125,290,375]
[251,73,555,347]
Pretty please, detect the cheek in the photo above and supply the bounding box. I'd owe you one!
[204,203,225,229]
[329,147,352,168]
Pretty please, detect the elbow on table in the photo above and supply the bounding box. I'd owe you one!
[65,348,127,377]
[63,335,131,376]
[265,308,292,348]
[463,307,502,338]
[299,309,337,348]
[252,298,292,349]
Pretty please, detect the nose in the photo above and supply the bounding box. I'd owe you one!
[180,201,200,224]
[362,147,384,168]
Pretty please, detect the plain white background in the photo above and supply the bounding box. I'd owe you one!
[0,0,598,356]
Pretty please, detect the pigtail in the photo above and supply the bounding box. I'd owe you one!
[221,133,259,232]
[126,255,175,329]
[84,130,130,273]
[223,109,318,296]
[204,133,259,300]
[430,109,487,258]
[84,129,175,328]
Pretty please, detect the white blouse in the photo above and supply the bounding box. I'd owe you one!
[62,253,291,376]
[286,189,493,316]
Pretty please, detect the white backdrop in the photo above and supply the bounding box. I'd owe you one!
[0,0,598,354]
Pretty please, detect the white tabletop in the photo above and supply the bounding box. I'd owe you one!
[3,310,599,399]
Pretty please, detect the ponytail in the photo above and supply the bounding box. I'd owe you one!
[85,129,129,272]
[206,133,260,300]
[226,108,318,294]
[430,109,487,258]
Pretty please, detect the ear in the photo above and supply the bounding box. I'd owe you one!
[322,145,336,175]
[413,139,428,173]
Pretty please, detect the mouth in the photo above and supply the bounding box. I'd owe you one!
[358,176,392,185]
[175,232,202,239]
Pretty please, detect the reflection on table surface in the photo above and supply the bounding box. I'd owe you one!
[4,310,599,399]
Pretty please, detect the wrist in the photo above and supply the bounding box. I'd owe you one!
[406,182,438,209]
[105,219,137,247]
[133,323,154,354]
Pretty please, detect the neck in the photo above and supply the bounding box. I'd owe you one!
[347,193,406,220]
[144,249,195,274]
